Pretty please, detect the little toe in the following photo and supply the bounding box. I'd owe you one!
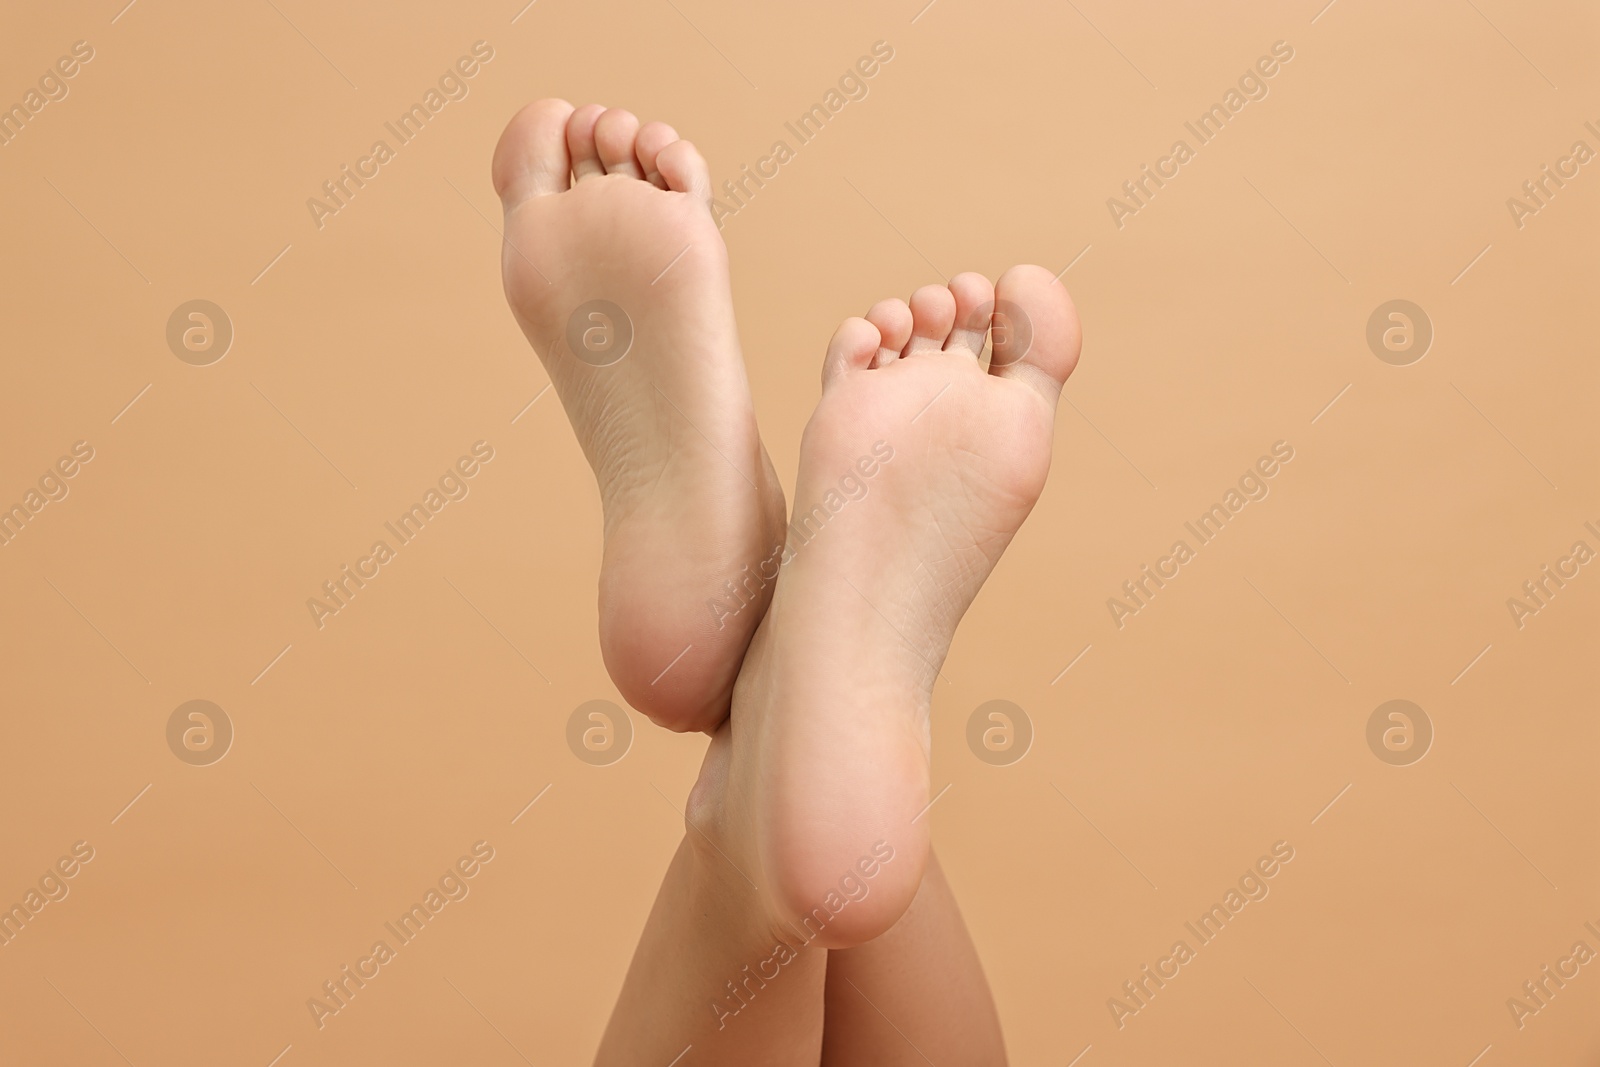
[655,139,712,204]
[492,98,575,205]
[566,104,607,181]
[823,317,883,387]
[903,284,957,357]
[594,108,644,178]
[864,298,913,368]
[944,272,996,358]
[635,121,680,189]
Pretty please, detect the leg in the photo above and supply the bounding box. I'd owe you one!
[822,850,1006,1066]
[596,729,827,1065]
[600,267,1079,1057]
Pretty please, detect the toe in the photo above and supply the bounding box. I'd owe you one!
[903,284,956,357]
[492,98,575,204]
[566,103,607,181]
[823,316,882,387]
[989,264,1082,399]
[655,139,712,204]
[594,108,644,178]
[944,272,996,358]
[635,121,680,189]
[864,298,912,368]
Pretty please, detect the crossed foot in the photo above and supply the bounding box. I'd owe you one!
[494,99,786,734]
[494,101,1079,947]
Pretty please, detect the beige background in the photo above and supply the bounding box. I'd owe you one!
[1,1,1596,1064]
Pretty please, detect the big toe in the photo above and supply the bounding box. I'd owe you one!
[989,264,1081,399]
[492,98,576,205]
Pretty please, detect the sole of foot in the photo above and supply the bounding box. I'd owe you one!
[701,265,1081,948]
[492,100,787,734]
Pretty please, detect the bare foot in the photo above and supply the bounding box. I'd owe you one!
[492,100,786,733]
[702,266,1081,947]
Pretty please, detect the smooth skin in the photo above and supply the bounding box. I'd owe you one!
[722,264,1080,948]
[495,100,1081,1064]
[822,852,1007,1067]
[493,99,787,735]
[592,268,1078,1063]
